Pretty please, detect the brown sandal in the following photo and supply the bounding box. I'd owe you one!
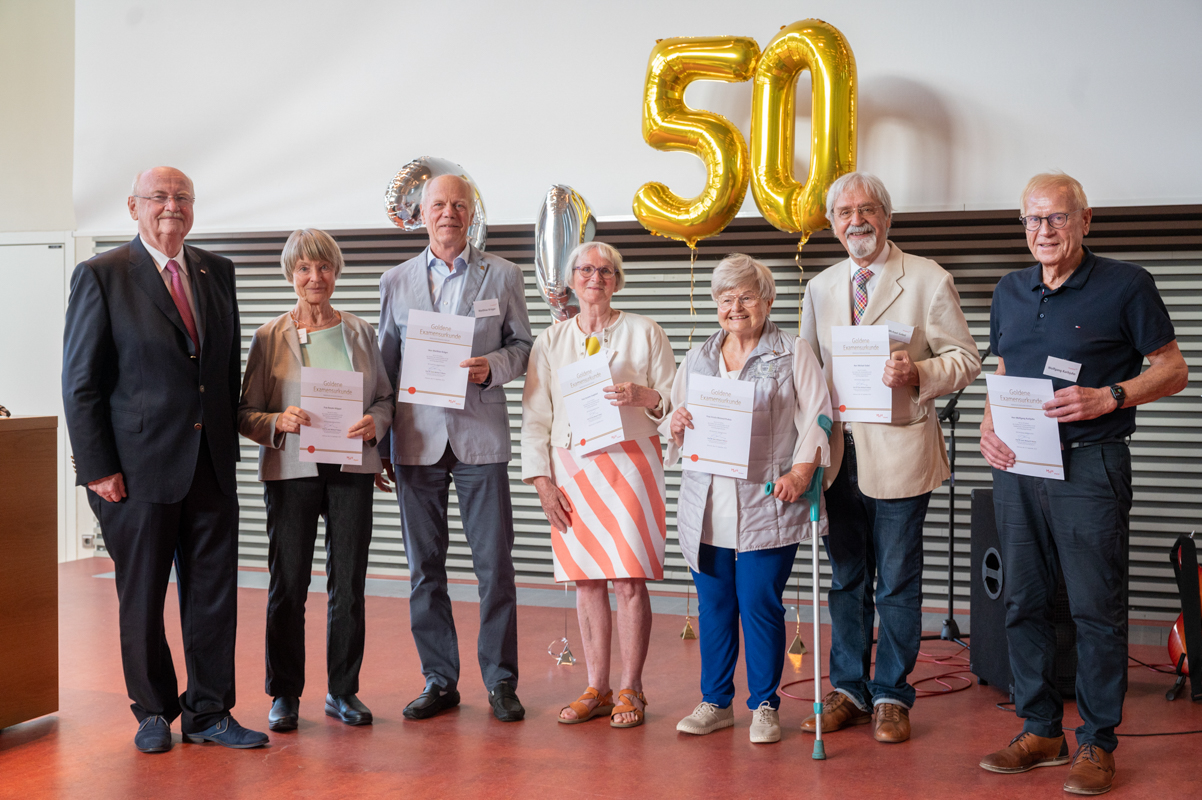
[558,687,614,724]
[610,689,647,728]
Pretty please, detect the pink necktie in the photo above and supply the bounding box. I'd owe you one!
[853,266,873,325]
[164,259,200,354]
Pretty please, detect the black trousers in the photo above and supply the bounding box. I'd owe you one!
[263,464,375,697]
[90,437,239,732]
[992,442,1132,752]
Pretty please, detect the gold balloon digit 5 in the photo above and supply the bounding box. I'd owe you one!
[750,20,857,243]
[633,36,761,248]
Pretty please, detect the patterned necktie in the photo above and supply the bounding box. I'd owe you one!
[853,266,873,325]
[164,259,200,354]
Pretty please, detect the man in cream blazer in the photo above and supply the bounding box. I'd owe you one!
[800,173,980,743]
[377,175,532,723]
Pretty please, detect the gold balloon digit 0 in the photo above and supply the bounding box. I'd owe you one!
[633,36,761,248]
[750,19,857,243]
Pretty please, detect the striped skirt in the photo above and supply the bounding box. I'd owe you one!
[549,436,667,582]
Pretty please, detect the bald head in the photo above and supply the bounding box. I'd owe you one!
[421,174,474,258]
[127,166,195,257]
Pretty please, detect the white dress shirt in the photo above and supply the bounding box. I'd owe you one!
[143,239,201,335]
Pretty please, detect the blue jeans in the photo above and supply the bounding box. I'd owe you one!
[824,434,930,709]
[992,442,1132,753]
[692,543,798,710]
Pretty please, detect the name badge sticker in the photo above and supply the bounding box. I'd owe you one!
[1043,355,1082,383]
[473,298,500,318]
[885,320,914,344]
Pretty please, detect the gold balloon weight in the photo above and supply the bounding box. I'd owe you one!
[787,602,808,672]
[681,582,698,640]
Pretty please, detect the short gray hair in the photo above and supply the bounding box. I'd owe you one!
[281,228,345,281]
[1021,172,1089,215]
[711,253,776,303]
[419,173,472,207]
[824,172,893,225]
[567,241,626,292]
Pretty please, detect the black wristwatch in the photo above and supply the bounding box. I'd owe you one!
[1108,383,1125,410]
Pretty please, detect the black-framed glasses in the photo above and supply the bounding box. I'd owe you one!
[132,193,195,206]
[573,265,616,279]
[1019,210,1078,231]
[835,203,882,221]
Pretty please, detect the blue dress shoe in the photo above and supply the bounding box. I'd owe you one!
[269,696,299,732]
[182,715,269,748]
[325,693,373,726]
[134,715,172,753]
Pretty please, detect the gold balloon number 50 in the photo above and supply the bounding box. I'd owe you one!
[634,20,857,248]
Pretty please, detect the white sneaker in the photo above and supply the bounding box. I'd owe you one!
[749,701,781,743]
[676,701,735,735]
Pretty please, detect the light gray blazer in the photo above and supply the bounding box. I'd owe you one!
[377,244,532,465]
[238,311,395,480]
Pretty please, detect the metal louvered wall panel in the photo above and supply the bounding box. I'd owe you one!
[93,204,1201,623]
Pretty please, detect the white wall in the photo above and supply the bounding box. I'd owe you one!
[72,0,1202,236]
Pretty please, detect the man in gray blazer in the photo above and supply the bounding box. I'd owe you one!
[378,174,533,721]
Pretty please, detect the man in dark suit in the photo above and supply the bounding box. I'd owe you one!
[62,167,267,752]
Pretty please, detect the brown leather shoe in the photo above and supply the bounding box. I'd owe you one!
[800,691,871,733]
[1063,743,1115,795]
[979,731,1070,773]
[872,702,910,743]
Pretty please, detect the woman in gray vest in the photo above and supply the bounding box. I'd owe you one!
[664,253,832,744]
[238,228,394,733]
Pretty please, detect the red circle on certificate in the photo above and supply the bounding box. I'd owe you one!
[839,404,847,412]
[579,438,586,446]
[307,446,315,453]
[407,387,416,395]
[690,454,699,462]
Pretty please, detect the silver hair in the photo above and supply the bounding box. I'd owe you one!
[824,172,894,224]
[419,173,472,207]
[281,228,345,281]
[711,253,776,303]
[567,241,626,292]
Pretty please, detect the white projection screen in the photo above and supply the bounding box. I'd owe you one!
[74,0,1202,235]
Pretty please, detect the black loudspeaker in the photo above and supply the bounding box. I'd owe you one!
[970,488,1077,699]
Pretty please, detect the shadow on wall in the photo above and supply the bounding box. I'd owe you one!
[857,76,954,209]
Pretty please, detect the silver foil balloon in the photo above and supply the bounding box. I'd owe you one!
[384,156,488,250]
[534,185,596,322]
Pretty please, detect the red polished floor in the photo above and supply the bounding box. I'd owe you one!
[2,558,1200,799]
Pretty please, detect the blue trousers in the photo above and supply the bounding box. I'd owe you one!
[824,434,930,709]
[396,444,519,693]
[992,442,1132,752]
[692,543,797,710]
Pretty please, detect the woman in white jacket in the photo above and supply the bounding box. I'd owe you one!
[520,242,676,728]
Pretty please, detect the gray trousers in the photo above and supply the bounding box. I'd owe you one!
[396,444,518,692]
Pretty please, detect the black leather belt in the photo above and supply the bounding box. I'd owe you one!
[1064,436,1131,450]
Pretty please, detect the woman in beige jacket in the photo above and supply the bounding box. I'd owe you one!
[521,242,676,728]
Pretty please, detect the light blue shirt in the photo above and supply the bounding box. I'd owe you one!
[426,245,471,314]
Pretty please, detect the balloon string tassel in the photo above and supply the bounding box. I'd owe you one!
[687,245,698,348]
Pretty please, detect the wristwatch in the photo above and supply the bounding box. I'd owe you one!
[1109,383,1126,410]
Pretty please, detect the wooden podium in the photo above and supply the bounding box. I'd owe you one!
[0,416,59,729]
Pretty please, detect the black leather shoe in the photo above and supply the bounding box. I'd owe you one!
[268,696,299,732]
[402,688,460,720]
[134,715,172,753]
[182,715,269,749]
[489,684,525,722]
[325,693,373,726]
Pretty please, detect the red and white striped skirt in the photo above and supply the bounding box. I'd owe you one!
[549,436,667,582]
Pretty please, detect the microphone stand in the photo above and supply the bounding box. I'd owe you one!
[920,344,989,647]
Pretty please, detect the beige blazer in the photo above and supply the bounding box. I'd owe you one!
[800,242,981,499]
[238,311,395,480]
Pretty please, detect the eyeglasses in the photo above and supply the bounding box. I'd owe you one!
[573,265,616,279]
[133,194,196,206]
[716,294,762,310]
[1019,210,1079,231]
[834,203,882,221]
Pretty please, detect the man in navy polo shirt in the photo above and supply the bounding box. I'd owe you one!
[978,173,1187,795]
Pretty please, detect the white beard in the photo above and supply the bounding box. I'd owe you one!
[846,231,878,260]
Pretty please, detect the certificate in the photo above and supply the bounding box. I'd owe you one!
[986,374,1064,480]
[398,308,473,409]
[557,352,624,455]
[299,366,364,465]
[830,325,892,423]
[682,373,754,479]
